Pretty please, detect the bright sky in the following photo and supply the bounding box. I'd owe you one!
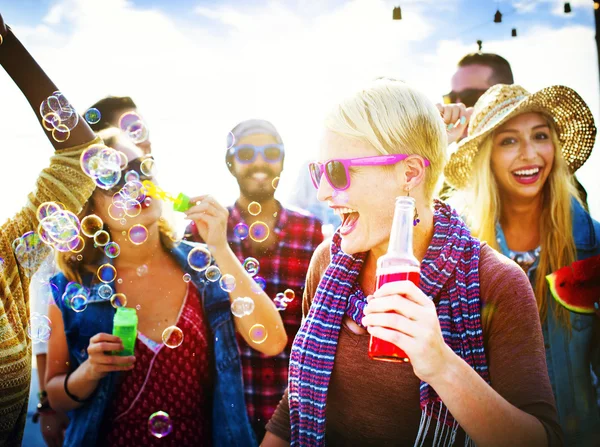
[1,0,599,232]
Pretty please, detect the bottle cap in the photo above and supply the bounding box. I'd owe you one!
[173,192,191,212]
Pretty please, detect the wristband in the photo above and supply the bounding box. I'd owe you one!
[64,370,92,403]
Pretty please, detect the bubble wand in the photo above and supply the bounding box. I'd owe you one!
[142,180,192,212]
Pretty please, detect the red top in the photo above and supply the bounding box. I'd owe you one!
[99,284,213,446]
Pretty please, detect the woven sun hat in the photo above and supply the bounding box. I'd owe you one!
[444,84,596,190]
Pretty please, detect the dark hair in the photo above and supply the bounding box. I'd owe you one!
[457,52,514,85]
[86,96,137,132]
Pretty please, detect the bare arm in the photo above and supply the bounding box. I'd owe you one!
[261,431,290,447]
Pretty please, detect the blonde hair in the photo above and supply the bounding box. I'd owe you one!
[458,121,580,329]
[324,78,447,199]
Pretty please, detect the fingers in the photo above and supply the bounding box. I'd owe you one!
[89,333,122,344]
[364,294,424,320]
[372,281,433,308]
[188,195,228,214]
[366,325,415,352]
[362,310,419,337]
[439,103,469,131]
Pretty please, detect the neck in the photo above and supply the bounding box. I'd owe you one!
[365,203,435,273]
[112,221,164,270]
[499,193,543,232]
[237,194,280,219]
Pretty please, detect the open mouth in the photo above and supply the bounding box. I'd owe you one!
[333,207,360,236]
[251,172,270,181]
[511,166,542,185]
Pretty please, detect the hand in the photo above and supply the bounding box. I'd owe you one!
[436,103,474,145]
[82,333,135,381]
[39,410,69,447]
[362,281,454,383]
[184,195,229,251]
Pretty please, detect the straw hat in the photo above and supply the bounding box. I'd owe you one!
[444,84,596,190]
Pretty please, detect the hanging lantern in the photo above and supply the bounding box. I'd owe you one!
[494,9,502,23]
[564,2,572,13]
[393,6,402,20]
[477,40,483,51]
[512,28,517,37]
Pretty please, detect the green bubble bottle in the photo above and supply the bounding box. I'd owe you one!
[112,307,138,356]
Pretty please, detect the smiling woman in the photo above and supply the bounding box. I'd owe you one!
[446,83,600,446]
[262,78,562,447]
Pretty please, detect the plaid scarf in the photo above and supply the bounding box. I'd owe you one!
[288,200,489,446]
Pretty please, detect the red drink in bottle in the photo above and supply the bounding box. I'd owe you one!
[368,196,420,363]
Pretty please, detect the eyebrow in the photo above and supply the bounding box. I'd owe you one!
[495,124,550,135]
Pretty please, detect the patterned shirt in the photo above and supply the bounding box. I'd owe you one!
[184,201,323,439]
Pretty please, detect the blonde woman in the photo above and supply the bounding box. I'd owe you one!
[263,79,562,446]
[45,132,287,446]
[445,83,600,446]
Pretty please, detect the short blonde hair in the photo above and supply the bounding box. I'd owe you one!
[324,78,447,199]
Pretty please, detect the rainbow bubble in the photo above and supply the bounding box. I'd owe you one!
[249,221,269,243]
[110,293,127,308]
[249,324,268,344]
[243,257,260,277]
[124,200,142,218]
[93,230,110,247]
[98,284,113,300]
[251,276,267,293]
[128,224,148,245]
[234,223,249,240]
[162,326,184,349]
[219,274,236,293]
[187,246,212,272]
[98,264,117,283]
[27,312,52,343]
[283,289,296,301]
[104,242,120,259]
[81,215,104,238]
[36,202,62,221]
[69,236,85,253]
[248,202,261,216]
[148,411,172,439]
[183,273,191,283]
[140,158,155,177]
[70,294,88,313]
[205,265,221,282]
[136,264,149,276]
[124,170,140,183]
[84,108,101,124]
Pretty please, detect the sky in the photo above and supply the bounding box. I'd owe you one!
[0,0,599,233]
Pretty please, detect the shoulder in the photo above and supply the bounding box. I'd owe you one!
[308,239,332,278]
[478,243,532,304]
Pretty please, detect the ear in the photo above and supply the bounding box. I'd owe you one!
[399,155,427,191]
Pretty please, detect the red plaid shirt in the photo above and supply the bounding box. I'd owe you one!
[184,201,323,438]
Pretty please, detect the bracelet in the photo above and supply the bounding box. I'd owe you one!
[64,370,92,403]
[32,401,55,423]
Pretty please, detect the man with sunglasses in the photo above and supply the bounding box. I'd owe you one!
[184,119,323,440]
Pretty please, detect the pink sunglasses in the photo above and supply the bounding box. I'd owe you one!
[308,153,430,191]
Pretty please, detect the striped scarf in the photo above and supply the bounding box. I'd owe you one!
[288,200,489,446]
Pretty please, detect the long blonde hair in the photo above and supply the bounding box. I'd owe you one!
[324,78,447,200]
[457,121,580,328]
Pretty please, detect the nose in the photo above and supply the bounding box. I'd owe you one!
[316,174,333,203]
[520,139,536,161]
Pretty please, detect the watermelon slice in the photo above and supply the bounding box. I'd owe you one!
[546,254,600,315]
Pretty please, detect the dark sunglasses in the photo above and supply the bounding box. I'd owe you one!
[228,144,284,164]
[98,156,154,195]
[443,88,488,108]
[309,154,430,192]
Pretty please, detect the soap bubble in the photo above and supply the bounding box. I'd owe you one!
[162,326,184,349]
[249,221,269,242]
[39,92,79,135]
[27,312,52,343]
[136,264,148,276]
[70,294,88,313]
[148,411,172,439]
[124,200,142,218]
[251,276,267,293]
[248,202,261,216]
[69,236,85,253]
[119,112,149,144]
[140,158,155,177]
[231,298,246,318]
[219,274,236,293]
[104,242,120,258]
[234,223,249,240]
[124,170,140,183]
[108,204,126,221]
[242,297,255,316]
[187,246,211,272]
[249,324,268,344]
[283,289,296,301]
[36,202,62,221]
[110,293,127,308]
[81,215,104,238]
[13,231,51,274]
[205,265,221,282]
[98,284,113,300]
[272,177,280,189]
[226,131,236,149]
[93,230,110,247]
[84,108,101,124]
[128,224,148,245]
[183,273,191,283]
[79,144,122,190]
[243,257,260,277]
[97,264,117,283]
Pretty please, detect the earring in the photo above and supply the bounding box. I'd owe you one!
[407,189,420,226]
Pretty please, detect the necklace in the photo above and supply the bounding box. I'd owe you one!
[507,246,542,272]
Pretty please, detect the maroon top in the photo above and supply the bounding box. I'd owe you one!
[99,285,213,446]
